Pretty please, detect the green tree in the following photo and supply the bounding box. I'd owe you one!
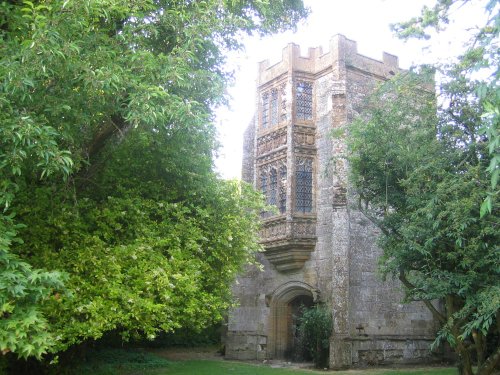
[392,0,499,216]
[345,2,499,374]
[346,67,499,374]
[0,0,307,363]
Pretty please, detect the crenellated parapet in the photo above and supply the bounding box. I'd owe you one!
[257,34,400,88]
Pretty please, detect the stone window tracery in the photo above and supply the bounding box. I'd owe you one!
[295,157,313,213]
[261,92,269,129]
[270,88,279,126]
[260,83,287,129]
[280,83,287,122]
[260,171,267,201]
[296,81,313,121]
[269,168,277,206]
[259,161,287,217]
[279,166,287,214]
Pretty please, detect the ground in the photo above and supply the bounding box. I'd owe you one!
[148,346,455,373]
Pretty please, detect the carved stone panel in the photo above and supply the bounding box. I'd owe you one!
[293,132,315,148]
[280,83,287,123]
[256,148,287,165]
[257,127,287,156]
[291,220,316,237]
[260,218,287,240]
[260,217,317,272]
[332,184,347,209]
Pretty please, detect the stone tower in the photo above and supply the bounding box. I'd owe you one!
[226,35,437,368]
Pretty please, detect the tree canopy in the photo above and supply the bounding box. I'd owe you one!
[0,0,308,364]
[346,1,499,374]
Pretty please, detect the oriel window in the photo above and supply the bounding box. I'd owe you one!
[295,158,313,213]
[259,163,287,217]
[261,92,269,129]
[269,168,277,206]
[296,81,313,121]
[279,166,287,214]
[260,84,286,129]
[270,88,279,126]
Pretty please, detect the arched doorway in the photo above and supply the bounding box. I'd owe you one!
[286,294,314,360]
[268,282,318,360]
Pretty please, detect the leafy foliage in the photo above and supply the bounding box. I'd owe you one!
[0,214,66,359]
[296,305,332,368]
[346,2,500,373]
[69,348,172,375]
[0,0,307,363]
[392,0,499,216]
[346,67,499,374]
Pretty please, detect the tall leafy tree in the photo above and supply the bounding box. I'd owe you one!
[0,0,307,363]
[346,0,499,370]
[392,0,499,216]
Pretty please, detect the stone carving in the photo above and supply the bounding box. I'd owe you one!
[332,184,347,208]
[260,219,287,240]
[291,221,316,237]
[280,83,287,123]
[257,128,287,156]
[256,148,287,165]
[293,132,315,147]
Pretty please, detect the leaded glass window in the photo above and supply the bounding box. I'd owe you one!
[260,171,267,199]
[260,170,268,217]
[262,92,269,129]
[270,88,279,126]
[269,168,277,206]
[279,166,287,214]
[296,81,313,120]
[295,158,313,213]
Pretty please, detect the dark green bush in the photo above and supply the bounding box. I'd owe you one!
[297,305,332,368]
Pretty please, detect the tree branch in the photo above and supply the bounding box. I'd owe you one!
[87,114,129,160]
[356,198,398,238]
[399,271,446,323]
[477,344,500,375]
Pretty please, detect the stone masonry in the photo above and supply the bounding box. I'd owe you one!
[226,35,438,368]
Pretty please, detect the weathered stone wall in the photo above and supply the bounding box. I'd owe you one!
[227,34,437,368]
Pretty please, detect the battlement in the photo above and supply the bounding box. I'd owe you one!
[257,34,400,86]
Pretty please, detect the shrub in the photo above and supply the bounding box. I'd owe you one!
[297,305,332,368]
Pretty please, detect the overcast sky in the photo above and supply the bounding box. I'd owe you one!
[214,0,487,179]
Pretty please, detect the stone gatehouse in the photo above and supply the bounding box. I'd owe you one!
[225,35,437,369]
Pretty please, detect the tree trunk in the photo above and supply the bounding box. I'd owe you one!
[472,330,486,367]
[476,345,500,375]
[456,345,474,375]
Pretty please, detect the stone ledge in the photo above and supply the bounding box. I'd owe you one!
[264,239,316,272]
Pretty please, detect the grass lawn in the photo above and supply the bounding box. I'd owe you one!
[123,360,457,375]
[70,349,457,375]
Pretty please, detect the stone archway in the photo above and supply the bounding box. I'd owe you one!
[268,282,318,359]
